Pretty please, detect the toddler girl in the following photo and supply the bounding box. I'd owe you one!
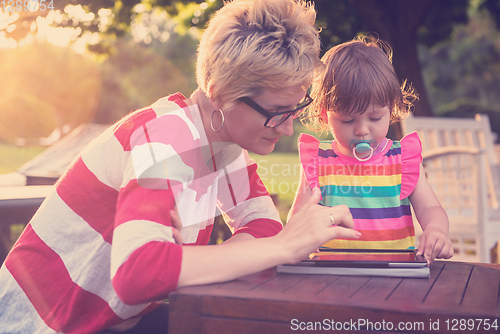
[289,36,454,263]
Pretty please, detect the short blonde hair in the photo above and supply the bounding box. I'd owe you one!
[197,0,322,110]
[304,35,417,132]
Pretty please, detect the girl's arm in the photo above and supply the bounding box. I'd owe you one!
[409,164,454,263]
[287,167,313,222]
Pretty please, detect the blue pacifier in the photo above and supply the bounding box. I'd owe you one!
[349,139,377,161]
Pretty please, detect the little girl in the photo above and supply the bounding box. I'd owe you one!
[289,36,454,263]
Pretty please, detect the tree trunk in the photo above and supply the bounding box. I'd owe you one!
[350,0,435,117]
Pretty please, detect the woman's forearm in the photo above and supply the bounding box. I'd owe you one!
[177,188,360,289]
[177,236,287,288]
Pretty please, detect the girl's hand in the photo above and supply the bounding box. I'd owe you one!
[416,228,454,264]
[278,187,361,264]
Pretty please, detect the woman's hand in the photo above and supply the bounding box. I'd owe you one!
[416,227,454,264]
[169,209,184,245]
[278,187,361,264]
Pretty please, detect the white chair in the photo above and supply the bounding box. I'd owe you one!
[402,113,498,210]
[421,146,500,263]
[402,114,500,262]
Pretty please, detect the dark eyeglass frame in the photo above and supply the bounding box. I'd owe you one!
[239,93,313,128]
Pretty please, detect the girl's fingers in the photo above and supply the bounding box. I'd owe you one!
[429,239,444,262]
[416,234,427,256]
[436,242,454,259]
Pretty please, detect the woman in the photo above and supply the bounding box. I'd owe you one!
[0,0,359,333]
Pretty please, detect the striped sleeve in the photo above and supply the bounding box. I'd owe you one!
[298,133,320,191]
[110,105,201,304]
[400,132,422,199]
[222,150,283,238]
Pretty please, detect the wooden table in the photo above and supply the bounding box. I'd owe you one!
[169,261,500,334]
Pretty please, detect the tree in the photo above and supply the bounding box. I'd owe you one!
[420,4,500,136]
[481,0,500,28]
[0,43,100,143]
[0,0,219,41]
[93,38,193,124]
[314,0,469,118]
[0,0,478,119]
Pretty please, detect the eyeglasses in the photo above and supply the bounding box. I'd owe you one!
[239,93,313,128]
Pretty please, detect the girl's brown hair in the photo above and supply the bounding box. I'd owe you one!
[302,35,417,132]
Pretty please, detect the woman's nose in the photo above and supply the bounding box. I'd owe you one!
[274,116,294,137]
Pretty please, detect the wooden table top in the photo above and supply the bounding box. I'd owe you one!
[169,261,500,334]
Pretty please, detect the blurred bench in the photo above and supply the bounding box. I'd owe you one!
[0,186,53,264]
[402,113,499,209]
[402,114,500,262]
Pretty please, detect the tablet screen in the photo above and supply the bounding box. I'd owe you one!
[307,249,426,264]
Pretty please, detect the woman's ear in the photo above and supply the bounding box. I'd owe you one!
[207,86,223,111]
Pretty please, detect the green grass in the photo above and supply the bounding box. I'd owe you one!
[0,143,45,174]
[249,152,301,222]
[0,143,299,224]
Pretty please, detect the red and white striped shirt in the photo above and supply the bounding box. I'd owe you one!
[0,93,282,333]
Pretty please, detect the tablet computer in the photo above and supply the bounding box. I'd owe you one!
[307,248,428,268]
[277,249,429,278]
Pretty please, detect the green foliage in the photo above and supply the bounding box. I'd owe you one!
[0,43,100,143]
[93,38,193,124]
[51,0,221,53]
[421,6,500,137]
[481,0,500,28]
[313,0,363,53]
[273,121,331,153]
[417,0,469,47]
[249,151,300,222]
[314,0,469,55]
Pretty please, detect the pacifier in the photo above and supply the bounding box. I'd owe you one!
[349,139,377,161]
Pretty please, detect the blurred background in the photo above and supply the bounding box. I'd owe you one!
[1,0,500,220]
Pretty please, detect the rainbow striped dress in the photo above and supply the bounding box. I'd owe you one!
[298,132,422,250]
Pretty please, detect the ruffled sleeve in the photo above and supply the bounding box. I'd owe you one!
[298,133,320,191]
[400,131,422,199]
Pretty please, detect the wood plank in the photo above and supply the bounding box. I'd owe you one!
[349,276,404,304]
[169,262,500,334]
[251,273,307,293]
[422,262,473,313]
[217,268,276,291]
[387,262,444,305]
[168,294,201,334]
[200,296,447,333]
[459,264,500,316]
[201,317,288,334]
[200,295,305,322]
[201,316,374,334]
[317,275,372,301]
[282,274,341,295]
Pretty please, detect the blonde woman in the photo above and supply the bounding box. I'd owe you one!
[0,1,359,333]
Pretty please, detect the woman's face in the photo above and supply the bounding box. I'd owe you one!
[220,84,307,155]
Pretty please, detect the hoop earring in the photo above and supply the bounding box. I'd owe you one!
[211,109,225,132]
